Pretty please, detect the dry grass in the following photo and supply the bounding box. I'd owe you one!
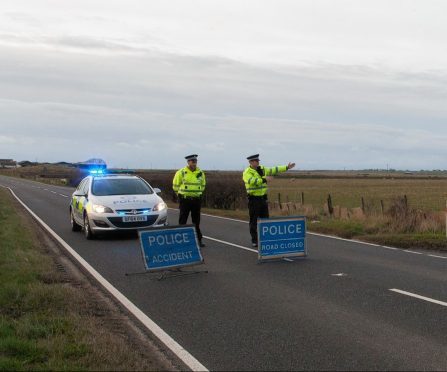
[268,177,447,211]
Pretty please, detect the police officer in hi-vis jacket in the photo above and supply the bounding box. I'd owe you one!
[173,154,206,247]
[243,154,295,247]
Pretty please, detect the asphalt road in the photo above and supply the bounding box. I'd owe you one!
[1,175,447,371]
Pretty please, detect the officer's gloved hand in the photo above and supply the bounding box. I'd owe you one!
[262,178,267,183]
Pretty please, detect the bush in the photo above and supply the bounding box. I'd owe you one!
[385,196,444,234]
[139,170,247,210]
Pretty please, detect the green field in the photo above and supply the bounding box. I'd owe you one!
[268,177,447,212]
[2,165,447,249]
[2,166,447,212]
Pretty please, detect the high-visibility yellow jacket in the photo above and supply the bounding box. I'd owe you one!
[172,166,206,197]
[243,165,288,196]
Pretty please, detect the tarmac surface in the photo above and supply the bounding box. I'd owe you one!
[1,175,446,371]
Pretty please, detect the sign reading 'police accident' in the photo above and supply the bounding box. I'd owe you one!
[257,216,307,261]
[138,226,204,271]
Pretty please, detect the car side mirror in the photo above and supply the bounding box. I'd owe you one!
[153,188,161,194]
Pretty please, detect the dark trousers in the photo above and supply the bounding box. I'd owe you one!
[178,196,203,242]
[248,196,269,243]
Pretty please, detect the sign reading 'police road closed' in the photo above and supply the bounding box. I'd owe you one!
[257,216,307,261]
[138,226,204,271]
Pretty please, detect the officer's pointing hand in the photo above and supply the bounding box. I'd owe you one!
[287,162,296,170]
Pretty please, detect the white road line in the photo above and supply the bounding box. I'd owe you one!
[203,236,257,253]
[203,237,307,261]
[381,246,398,251]
[201,212,247,224]
[428,254,447,259]
[203,236,302,261]
[2,186,208,372]
[59,193,69,198]
[389,289,447,307]
[308,231,391,248]
[186,210,447,261]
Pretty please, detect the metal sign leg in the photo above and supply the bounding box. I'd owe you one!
[157,268,208,281]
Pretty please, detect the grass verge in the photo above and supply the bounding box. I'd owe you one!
[309,218,447,251]
[360,233,447,250]
[173,203,447,252]
[0,188,174,371]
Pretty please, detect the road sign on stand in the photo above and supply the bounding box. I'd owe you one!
[257,216,307,261]
[138,225,204,273]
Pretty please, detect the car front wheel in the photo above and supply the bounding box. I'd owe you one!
[83,213,95,240]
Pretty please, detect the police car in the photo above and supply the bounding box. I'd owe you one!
[70,172,168,239]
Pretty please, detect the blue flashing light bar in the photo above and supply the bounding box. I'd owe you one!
[89,169,105,175]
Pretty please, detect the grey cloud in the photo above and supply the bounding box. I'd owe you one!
[0,33,141,54]
[2,11,42,28]
[0,135,18,144]
[1,45,446,169]
[54,36,139,52]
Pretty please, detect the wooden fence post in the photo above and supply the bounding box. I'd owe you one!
[327,194,333,216]
[301,192,305,205]
[380,200,384,215]
[278,193,282,209]
[361,197,365,213]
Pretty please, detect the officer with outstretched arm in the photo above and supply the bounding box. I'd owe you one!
[173,154,206,247]
[243,154,295,247]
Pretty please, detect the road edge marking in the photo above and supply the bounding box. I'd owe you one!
[389,289,447,307]
[3,186,208,372]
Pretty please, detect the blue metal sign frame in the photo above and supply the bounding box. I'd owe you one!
[257,216,307,261]
[138,225,204,272]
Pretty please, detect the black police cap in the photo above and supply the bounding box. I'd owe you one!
[246,154,260,161]
[185,154,198,161]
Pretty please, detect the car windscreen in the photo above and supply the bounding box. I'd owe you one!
[92,178,153,196]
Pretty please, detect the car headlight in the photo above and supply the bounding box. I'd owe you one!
[92,204,113,213]
[153,202,167,212]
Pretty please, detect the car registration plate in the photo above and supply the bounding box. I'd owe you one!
[122,215,148,223]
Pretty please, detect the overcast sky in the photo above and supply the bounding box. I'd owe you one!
[1,0,447,170]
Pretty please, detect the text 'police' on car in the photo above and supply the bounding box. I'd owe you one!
[70,173,168,239]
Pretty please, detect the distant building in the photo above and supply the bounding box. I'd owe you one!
[0,159,17,168]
